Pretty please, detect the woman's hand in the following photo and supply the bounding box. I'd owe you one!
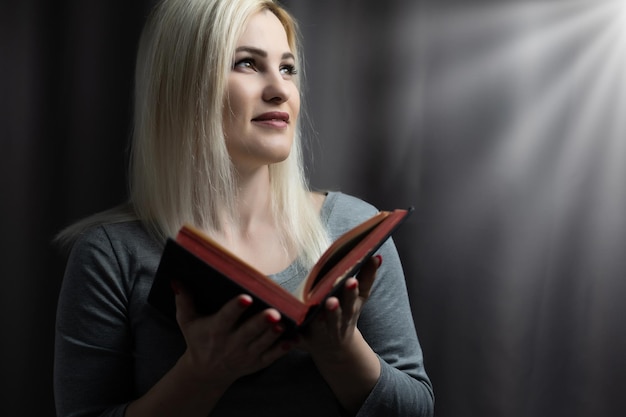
[298,255,383,414]
[300,255,380,355]
[126,288,291,417]
[173,283,290,390]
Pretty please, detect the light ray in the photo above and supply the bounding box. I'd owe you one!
[492,1,626,281]
[425,0,607,109]
[417,1,626,415]
[495,0,626,179]
[423,0,626,276]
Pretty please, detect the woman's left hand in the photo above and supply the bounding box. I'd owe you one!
[297,255,383,414]
[300,254,380,354]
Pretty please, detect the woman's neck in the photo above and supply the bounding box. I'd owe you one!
[230,166,274,234]
[212,166,296,274]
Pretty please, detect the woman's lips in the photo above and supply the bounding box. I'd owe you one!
[252,112,290,128]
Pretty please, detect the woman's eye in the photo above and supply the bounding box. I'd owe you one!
[234,58,256,70]
[280,64,298,76]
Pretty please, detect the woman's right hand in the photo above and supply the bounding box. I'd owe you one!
[172,282,290,390]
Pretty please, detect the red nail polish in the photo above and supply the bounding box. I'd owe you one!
[272,324,284,334]
[266,313,281,324]
[238,296,253,308]
[374,255,383,267]
[346,280,358,290]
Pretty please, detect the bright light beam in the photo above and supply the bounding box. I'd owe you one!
[423,0,626,282]
[420,2,626,414]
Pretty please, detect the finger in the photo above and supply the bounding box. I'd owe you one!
[323,296,343,329]
[341,278,359,307]
[243,310,295,367]
[214,294,255,330]
[325,296,340,312]
[237,308,283,343]
[259,336,294,366]
[355,255,381,299]
[249,318,287,357]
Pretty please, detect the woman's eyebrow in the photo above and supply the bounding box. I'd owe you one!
[235,46,294,60]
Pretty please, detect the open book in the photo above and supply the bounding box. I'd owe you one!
[148,207,413,333]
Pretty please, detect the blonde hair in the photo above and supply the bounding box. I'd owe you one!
[58,0,329,267]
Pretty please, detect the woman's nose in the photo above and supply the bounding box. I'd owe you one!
[262,71,291,104]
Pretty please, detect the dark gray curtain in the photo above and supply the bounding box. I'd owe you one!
[3,1,625,416]
[1,1,157,415]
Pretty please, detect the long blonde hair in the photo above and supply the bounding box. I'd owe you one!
[58,0,329,267]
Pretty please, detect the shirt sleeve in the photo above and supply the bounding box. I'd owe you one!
[323,192,434,416]
[54,226,132,417]
[356,237,435,417]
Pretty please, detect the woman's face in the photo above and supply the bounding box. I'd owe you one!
[223,10,300,172]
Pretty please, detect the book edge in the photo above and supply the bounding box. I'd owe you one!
[177,225,310,324]
[303,208,411,305]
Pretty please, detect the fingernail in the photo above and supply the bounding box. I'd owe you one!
[170,280,180,295]
[272,324,284,334]
[374,255,383,267]
[265,312,281,324]
[324,297,339,312]
[238,296,253,308]
[346,279,358,290]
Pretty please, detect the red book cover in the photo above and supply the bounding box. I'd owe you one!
[148,208,413,332]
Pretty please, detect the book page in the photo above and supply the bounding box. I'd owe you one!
[299,212,389,301]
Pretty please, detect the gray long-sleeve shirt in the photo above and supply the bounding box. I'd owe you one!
[54,191,434,416]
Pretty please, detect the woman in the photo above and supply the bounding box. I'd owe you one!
[54,0,434,416]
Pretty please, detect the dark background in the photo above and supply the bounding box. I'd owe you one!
[2,1,626,416]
